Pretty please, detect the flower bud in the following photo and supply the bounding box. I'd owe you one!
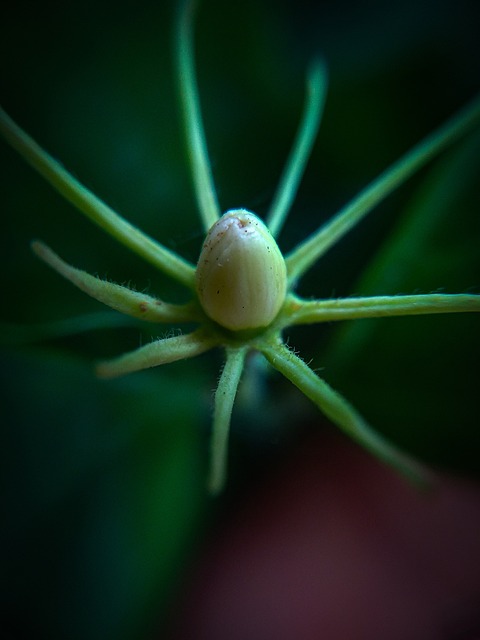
[196,209,287,331]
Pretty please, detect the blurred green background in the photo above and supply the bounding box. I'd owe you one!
[1,0,479,638]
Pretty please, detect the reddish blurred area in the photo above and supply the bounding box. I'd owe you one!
[168,431,480,640]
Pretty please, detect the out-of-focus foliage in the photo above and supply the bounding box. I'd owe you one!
[1,0,478,638]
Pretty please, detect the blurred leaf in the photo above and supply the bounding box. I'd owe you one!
[0,348,209,639]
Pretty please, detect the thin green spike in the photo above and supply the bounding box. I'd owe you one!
[285,293,480,325]
[267,58,328,238]
[285,93,480,284]
[32,241,200,323]
[208,348,247,494]
[261,341,431,486]
[177,0,221,231]
[96,328,217,378]
[0,106,196,288]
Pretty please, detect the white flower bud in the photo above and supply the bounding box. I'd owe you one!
[196,209,287,331]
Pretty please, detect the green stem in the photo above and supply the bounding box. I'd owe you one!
[32,241,201,323]
[266,59,328,238]
[176,0,221,231]
[285,93,480,284]
[285,293,480,325]
[261,340,431,486]
[0,106,196,288]
[96,328,217,378]
[208,347,247,494]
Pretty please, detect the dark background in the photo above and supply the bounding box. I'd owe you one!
[1,0,479,638]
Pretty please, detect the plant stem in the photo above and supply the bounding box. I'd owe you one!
[285,93,480,284]
[267,59,328,238]
[0,106,196,288]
